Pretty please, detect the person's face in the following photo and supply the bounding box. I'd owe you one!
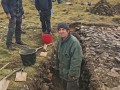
[58,28,69,39]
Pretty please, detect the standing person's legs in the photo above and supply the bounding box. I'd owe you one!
[6,17,16,48]
[15,16,22,43]
[45,12,51,34]
[40,12,46,33]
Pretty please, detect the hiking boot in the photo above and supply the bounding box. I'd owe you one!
[16,41,26,45]
[42,31,48,34]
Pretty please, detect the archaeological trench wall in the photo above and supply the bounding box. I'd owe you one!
[70,23,120,90]
[25,23,120,90]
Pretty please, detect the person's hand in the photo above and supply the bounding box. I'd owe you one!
[22,14,25,19]
[6,13,11,20]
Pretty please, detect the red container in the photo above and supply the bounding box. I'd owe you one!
[42,34,53,44]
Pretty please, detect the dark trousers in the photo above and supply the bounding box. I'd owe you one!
[61,79,79,90]
[39,10,51,33]
[6,16,22,47]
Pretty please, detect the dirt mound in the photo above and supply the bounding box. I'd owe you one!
[91,0,114,16]
[28,61,55,90]
[113,3,120,14]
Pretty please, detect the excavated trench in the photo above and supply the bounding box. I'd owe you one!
[25,22,120,90]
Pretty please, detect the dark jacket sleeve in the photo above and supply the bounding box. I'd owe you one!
[35,0,40,11]
[1,0,9,14]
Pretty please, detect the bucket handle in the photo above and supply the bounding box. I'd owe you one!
[35,46,42,52]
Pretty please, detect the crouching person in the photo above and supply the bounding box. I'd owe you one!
[55,22,83,90]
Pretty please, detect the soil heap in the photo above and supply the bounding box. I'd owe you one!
[91,0,114,16]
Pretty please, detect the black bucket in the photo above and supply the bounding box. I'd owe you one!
[19,48,36,66]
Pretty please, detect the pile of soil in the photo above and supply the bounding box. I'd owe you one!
[27,61,55,90]
[113,3,120,15]
[91,0,114,16]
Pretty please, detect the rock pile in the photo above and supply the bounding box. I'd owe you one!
[91,0,114,16]
[71,23,120,90]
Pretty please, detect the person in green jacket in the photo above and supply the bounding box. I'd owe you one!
[56,22,83,90]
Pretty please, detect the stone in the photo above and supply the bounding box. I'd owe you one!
[40,52,48,57]
[115,57,120,63]
[107,71,120,77]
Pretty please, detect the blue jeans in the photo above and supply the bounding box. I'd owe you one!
[6,16,22,47]
[61,79,79,90]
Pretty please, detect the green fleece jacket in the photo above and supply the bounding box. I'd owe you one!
[56,34,83,81]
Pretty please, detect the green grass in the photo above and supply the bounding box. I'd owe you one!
[51,0,120,25]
